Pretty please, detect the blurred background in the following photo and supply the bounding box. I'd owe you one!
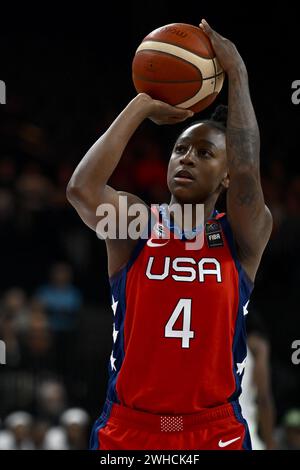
[0,1,300,450]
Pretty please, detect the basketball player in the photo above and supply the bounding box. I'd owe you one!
[67,20,273,450]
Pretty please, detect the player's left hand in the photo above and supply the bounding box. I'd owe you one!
[199,19,246,76]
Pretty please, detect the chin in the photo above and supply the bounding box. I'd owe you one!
[171,187,200,204]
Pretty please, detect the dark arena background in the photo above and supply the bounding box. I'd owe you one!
[0,0,300,452]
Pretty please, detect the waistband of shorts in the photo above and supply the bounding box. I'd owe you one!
[102,399,239,433]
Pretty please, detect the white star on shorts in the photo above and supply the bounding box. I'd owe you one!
[112,323,119,343]
[110,352,117,371]
[111,296,118,316]
[236,358,247,375]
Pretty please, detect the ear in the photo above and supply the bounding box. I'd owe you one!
[221,172,230,190]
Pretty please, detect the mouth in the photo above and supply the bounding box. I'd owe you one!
[174,169,195,184]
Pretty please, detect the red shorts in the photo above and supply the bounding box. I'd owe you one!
[90,399,252,450]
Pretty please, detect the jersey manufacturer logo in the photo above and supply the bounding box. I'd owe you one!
[147,238,169,247]
[218,436,241,447]
[154,222,168,238]
[147,223,170,247]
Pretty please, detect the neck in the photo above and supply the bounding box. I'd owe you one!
[168,195,217,231]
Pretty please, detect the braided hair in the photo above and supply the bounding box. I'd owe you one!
[179,104,228,134]
[208,104,228,131]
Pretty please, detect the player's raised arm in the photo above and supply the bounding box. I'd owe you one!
[200,19,273,282]
[66,93,193,233]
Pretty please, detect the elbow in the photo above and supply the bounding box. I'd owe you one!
[66,178,83,206]
[66,177,102,212]
[66,179,75,203]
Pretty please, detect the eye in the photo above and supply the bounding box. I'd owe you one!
[198,149,213,158]
[175,144,188,153]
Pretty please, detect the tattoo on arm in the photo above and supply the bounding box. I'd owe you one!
[233,173,261,210]
[226,69,260,164]
[226,71,263,218]
[226,127,260,168]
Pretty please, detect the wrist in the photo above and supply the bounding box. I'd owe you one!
[131,93,155,118]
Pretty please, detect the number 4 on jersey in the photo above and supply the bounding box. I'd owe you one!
[164,298,195,349]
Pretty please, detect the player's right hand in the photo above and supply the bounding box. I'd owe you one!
[137,93,194,125]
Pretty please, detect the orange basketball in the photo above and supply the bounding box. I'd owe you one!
[132,23,224,113]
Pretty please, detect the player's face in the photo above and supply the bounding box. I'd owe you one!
[167,123,228,203]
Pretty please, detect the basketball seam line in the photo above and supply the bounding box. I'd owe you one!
[133,72,224,84]
[135,41,221,82]
[136,38,214,60]
[134,49,202,80]
[212,57,217,93]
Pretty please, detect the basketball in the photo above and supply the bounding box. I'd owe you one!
[132,23,224,113]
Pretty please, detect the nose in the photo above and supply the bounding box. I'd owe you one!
[179,145,196,165]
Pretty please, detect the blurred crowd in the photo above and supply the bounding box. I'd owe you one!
[1,91,300,449]
[0,407,90,450]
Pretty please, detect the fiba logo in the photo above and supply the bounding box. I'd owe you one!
[0,340,6,365]
[0,80,6,104]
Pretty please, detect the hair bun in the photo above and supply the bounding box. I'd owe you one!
[210,105,228,127]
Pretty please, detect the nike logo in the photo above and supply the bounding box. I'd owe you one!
[146,239,169,247]
[218,436,241,448]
